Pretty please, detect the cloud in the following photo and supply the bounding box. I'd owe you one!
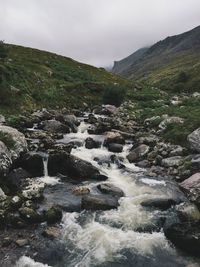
[1,0,200,66]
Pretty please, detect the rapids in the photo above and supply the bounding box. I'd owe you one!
[16,113,199,267]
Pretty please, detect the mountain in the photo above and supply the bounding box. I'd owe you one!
[0,44,129,114]
[112,26,200,92]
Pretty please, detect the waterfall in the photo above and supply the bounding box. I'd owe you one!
[43,154,49,177]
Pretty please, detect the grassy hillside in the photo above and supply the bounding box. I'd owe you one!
[0,43,130,114]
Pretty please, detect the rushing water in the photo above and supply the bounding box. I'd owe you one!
[16,114,199,267]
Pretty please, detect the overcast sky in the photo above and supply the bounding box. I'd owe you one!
[1,0,200,67]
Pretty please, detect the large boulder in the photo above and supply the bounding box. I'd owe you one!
[180,173,200,207]
[48,151,100,180]
[127,144,149,163]
[0,141,12,176]
[19,207,42,224]
[85,137,100,149]
[40,120,70,133]
[81,194,119,211]
[6,168,31,191]
[0,125,27,160]
[188,128,200,153]
[164,222,200,257]
[18,152,44,177]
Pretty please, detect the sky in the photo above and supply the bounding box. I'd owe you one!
[1,0,200,67]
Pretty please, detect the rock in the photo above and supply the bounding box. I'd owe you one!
[162,156,184,167]
[86,114,97,124]
[108,143,123,153]
[0,210,6,229]
[138,135,159,147]
[81,194,119,211]
[0,187,6,201]
[104,131,125,146]
[6,168,31,191]
[32,109,53,121]
[18,152,44,177]
[188,128,200,153]
[176,203,200,222]
[141,198,177,210]
[19,207,42,223]
[45,207,62,224]
[72,186,90,195]
[40,120,70,133]
[48,152,100,180]
[2,237,12,247]
[127,144,149,163]
[42,227,60,239]
[22,178,45,200]
[63,114,79,132]
[164,221,200,257]
[97,183,124,198]
[191,154,200,171]
[0,115,5,124]
[158,117,184,131]
[102,105,118,115]
[0,125,27,160]
[0,141,12,176]
[136,160,150,168]
[169,145,185,157]
[85,137,100,149]
[16,239,29,247]
[180,173,200,207]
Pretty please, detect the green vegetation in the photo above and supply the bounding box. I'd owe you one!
[0,41,8,59]
[0,43,130,115]
[102,85,127,106]
[126,84,200,146]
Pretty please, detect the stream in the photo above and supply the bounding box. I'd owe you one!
[15,113,199,267]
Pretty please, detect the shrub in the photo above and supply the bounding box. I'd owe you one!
[0,41,8,60]
[177,71,189,83]
[102,85,127,107]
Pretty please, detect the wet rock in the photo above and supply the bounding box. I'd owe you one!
[88,122,111,135]
[191,154,200,171]
[0,125,27,160]
[161,156,184,167]
[48,152,100,180]
[32,109,53,121]
[176,203,200,222]
[180,173,200,207]
[19,207,42,223]
[85,137,100,149]
[164,221,200,257]
[42,226,60,239]
[18,152,44,177]
[22,178,45,200]
[0,210,6,229]
[58,114,79,133]
[45,207,62,224]
[86,114,97,124]
[97,183,124,198]
[141,198,177,210]
[6,168,31,191]
[7,213,26,228]
[16,239,29,247]
[72,186,90,195]
[188,128,200,153]
[2,237,12,247]
[92,174,108,181]
[40,120,70,133]
[0,141,12,176]
[104,131,125,146]
[136,160,150,168]
[127,144,149,163]
[81,194,119,211]
[108,143,123,153]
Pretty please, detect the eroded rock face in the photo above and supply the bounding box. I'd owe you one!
[188,128,200,153]
[127,144,149,163]
[0,125,27,160]
[180,173,200,207]
[0,141,12,176]
[81,194,119,211]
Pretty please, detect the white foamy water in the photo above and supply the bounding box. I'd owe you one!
[15,256,52,267]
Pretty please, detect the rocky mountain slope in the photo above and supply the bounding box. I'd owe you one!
[112,25,200,93]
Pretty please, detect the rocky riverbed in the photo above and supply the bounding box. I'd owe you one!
[0,104,200,267]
